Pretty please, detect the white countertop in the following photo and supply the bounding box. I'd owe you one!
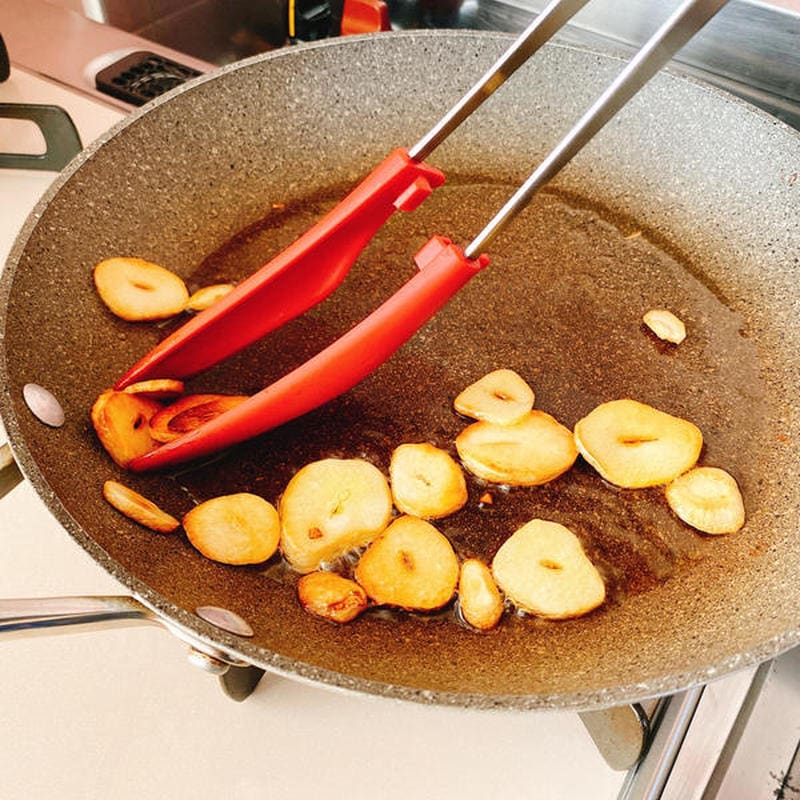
[0,67,626,800]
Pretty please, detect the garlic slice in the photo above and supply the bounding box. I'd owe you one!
[643,308,686,344]
[665,466,745,534]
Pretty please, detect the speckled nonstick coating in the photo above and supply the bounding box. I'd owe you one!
[2,31,799,710]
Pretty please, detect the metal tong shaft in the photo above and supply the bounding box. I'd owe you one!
[409,0,593,162]
[116,0,590,390]
[125,0,729,470]
[464,0,730,259]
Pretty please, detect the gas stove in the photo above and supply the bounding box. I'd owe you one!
[1,3,799,798]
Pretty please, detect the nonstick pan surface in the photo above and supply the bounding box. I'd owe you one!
[2,32,799,710]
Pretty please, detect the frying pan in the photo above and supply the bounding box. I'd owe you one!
[1,30,799,711]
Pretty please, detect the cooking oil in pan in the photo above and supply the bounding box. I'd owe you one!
[178,175,767,612]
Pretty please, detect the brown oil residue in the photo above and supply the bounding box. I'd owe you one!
[176,175,768,607]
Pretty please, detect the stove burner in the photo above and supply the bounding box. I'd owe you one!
[94,51,202,106]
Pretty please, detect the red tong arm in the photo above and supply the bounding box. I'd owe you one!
[115,148,445,387]
[128,237,489,471]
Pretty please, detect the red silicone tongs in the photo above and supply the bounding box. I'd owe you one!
[122,0,727,471]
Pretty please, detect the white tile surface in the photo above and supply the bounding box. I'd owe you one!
[0,68,627,800]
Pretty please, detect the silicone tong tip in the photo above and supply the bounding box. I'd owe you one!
[115,148,445,388]
[128,236,489,471]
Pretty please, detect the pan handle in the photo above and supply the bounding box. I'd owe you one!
[0,595,161,636]
[0,596,268,700]
[0,447,264,694]
[0,102,82,171]
[0,442,23,498]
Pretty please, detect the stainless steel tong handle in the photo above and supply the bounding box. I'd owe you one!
[409,0,593,162]
[464,0,730,258]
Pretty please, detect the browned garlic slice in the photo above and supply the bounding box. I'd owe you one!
[354,516,459,611]
[122,378,185,400]
[297,571,369,623]
[454,369,534,425]
[185,283,236,312]
[102,479,180,533]
[574,399,702,488]
[183,493,280,565]
[389,442,467,519]
[665,466,745,534]
[279,458,392,574]
[91,389,161,467]
[456,411,577,486]
[149,394,248,443]
[93,257,188,321]
[458,558,504,631]
[492,519,605,620]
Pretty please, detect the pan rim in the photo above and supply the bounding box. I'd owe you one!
[2,29,799,711]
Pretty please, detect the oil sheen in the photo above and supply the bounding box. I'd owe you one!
[176,176,767,610]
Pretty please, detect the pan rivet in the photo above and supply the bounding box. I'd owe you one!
[196,605,254,637]
[22,383,65,428]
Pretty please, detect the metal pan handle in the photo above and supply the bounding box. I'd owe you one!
[0,449,265,698]
[0,595,267,700]
[0,595,160,637]
[0,443,23,498]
